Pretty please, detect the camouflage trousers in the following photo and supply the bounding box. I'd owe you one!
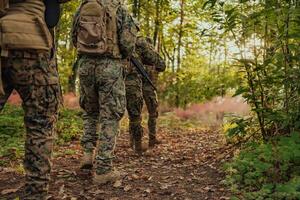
[125,70,143,143]
[0,50,59,200]
[142,78,159,138]
[79,56,126,175]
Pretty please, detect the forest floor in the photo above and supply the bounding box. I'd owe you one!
[0,124,232,200]
[0,96,238,200]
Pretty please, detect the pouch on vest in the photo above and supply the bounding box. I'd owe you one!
[77,0,120,57]
[0,14,52,50]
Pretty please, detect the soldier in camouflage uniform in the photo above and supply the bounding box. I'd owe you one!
[126,36,165,154]
[72,0,138,184]
[142,37,166,147]
[0,0,70,199]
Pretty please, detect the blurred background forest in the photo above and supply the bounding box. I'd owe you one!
[1,0,300,199]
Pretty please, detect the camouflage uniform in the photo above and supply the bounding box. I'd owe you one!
[142,65,160,142]
[72,0,138,175]
[0,1,69,199]
[0,3,58,200]
[126,36,165,150]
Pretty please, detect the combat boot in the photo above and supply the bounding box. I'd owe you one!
[149,135,161,148]
[93,170,121,185]
[80,151,94,169]
[133,139,143,155]
[129,133,134,148]
[133,139,148,155]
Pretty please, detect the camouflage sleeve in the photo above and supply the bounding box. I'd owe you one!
[71,8,80,48]
[117,6,138,58]
[136,37,166,72]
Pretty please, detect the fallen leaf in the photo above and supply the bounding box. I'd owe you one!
[1,188,19,195]
[132,174,139,180]
[145,188,151,193]
[124,185,132,192]
[94,189,106,195]
[113,180,122,188]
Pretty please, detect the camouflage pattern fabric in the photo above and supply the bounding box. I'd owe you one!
[0,50,59,200]
[125,66,143,144]
[79,56,126,175]
[142,65,159,138]
[126,36,166,145]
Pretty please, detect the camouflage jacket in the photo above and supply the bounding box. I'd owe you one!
[71,0,138,59]
[135,36,166,73]
[134,36,166,83]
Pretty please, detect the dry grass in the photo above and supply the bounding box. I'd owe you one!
[171,96,250,125]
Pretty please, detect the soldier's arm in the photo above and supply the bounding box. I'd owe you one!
[117,6,138,58]
[136,38,166,72]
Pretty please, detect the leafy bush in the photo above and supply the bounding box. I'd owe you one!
[224,133,300,200]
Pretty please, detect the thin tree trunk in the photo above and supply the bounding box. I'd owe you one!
[153,0,161,46]
[133,0,139,18]
[177,0,184,71]
[145,0,151,36]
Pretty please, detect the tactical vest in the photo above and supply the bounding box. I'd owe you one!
[0,0,52,52]
[76,0,121,58]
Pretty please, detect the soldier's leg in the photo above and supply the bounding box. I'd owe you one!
[78,58,99,169]
[125,72,144,153]
[95,59,126,176]
[9,52,59,199]
[142,84,159,147]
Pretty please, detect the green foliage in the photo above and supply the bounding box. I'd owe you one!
[56,108,83,144]
[56,1,80,92]
[207,0,300,140]
[0,105,83,165]
[224,133,300,199]
[159,54,238,107]
[0,105,25,160]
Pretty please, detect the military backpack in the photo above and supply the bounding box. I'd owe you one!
[75,0,121,58]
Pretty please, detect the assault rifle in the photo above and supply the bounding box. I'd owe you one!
[130,57,157,91]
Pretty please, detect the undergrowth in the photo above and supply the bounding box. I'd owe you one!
[224,133,300,200]
[0,105,83,166]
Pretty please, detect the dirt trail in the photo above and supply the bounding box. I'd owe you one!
[0,127,231,200]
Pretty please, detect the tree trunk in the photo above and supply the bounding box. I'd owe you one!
[153,0,161,46]
[177,0,184,71]
[133,0,139,18]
